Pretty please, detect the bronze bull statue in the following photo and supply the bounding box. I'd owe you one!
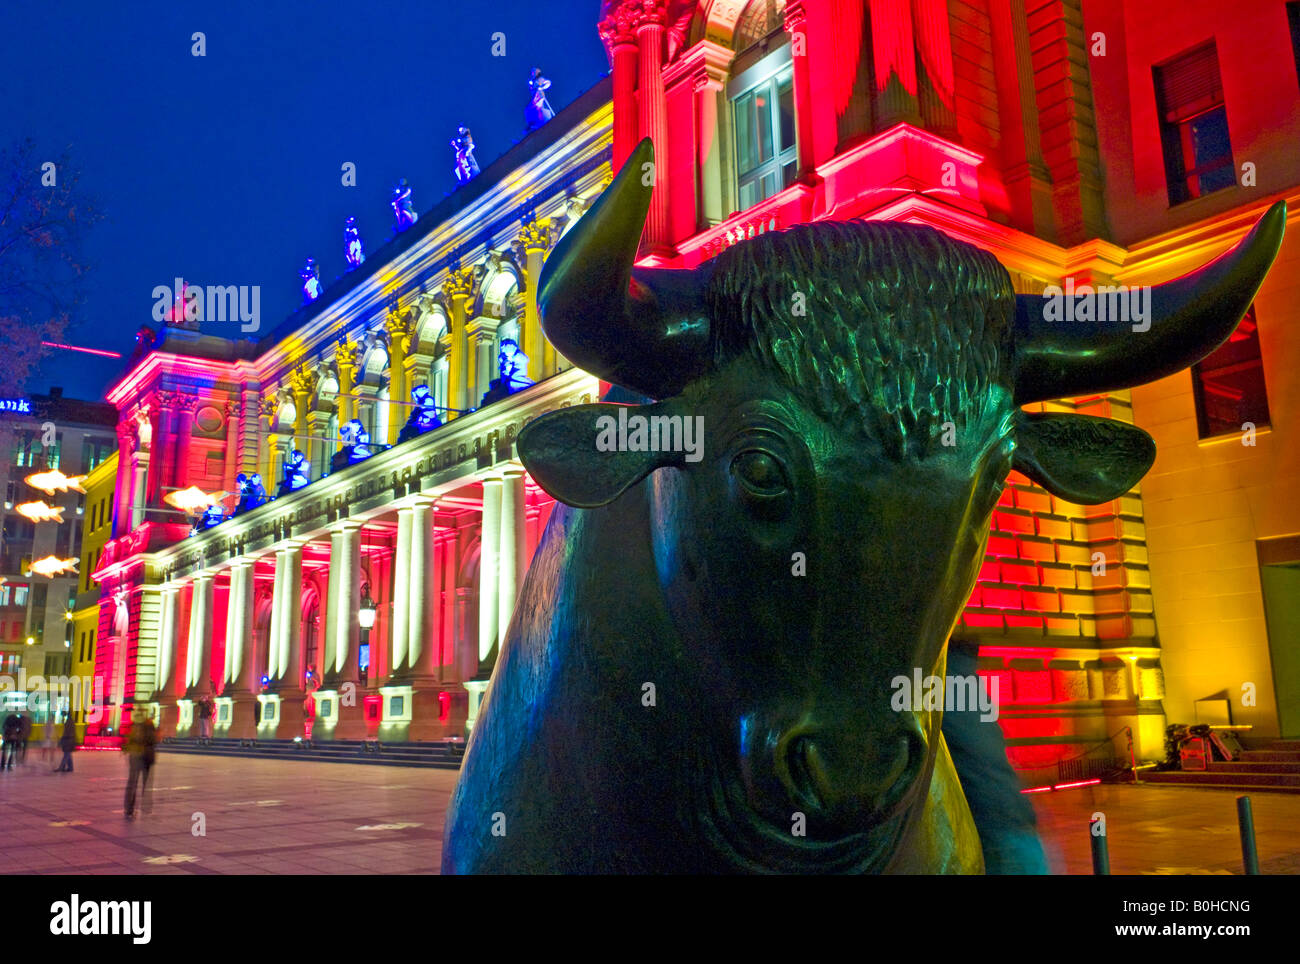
[442,139,1285,873]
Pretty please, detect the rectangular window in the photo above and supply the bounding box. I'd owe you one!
[1154,42,1235,205]
[733,66,798,212]
[1192,305,1270,438]
[1289,3,1300,88]
[13,585,28,607]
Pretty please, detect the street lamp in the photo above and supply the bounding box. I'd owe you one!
[357,582,375,688]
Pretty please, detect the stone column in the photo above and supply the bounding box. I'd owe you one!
[324,531,341,679]
[784,2,816,179]
[266,554,285,680]
[443,267,476,419]
[174,396,197,489]
[384,310,413,445]
[516,219,551,384]
[498,467,527,646]
[274,542,305,739]
[223,560,257,738]
[407,500,435,675]
[185,573,214,697]
[465,316,500,410]
[146,399,170,512]
[130,450,150,530]
[478,477,502,668]
[635,0,670,249]
[334,338,360,451]
[599,7,640,172]
[155,586,180,696]
[329,524,361,687]
[223,401,242,494]
[289,366,318,467]
[390,507,413,677]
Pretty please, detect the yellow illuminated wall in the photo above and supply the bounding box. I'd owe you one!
[68,449,117,737]
[1128,204,1300,737]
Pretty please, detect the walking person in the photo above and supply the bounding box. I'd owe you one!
[123,708,158,818]
[54,714,77,772]
[17,712,31,765]
[197,693,214,742]
[1,710,21,770]
[40,718,56,763]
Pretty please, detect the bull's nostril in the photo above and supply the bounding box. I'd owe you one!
[775,733,825,813]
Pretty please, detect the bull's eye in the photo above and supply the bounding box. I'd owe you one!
[731,450,789,501]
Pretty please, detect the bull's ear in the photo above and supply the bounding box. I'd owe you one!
[517,403,684,508]
[1011,412,1155,505]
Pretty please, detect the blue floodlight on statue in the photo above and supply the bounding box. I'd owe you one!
[479,339,535,407]
[343,418,372,462]
[233,472,267,516]
[278,449,311,496]
[192,502,226,535]
[391,179,418,232]
[499,339,534,392]
[452,127,480,184]
[397,383,443,443]
[301,258,322,304]
[344,217,365,270]
[526,68,555,130]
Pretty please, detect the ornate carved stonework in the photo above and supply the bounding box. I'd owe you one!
[335,336,362,374]
[289,364,319,399]
[516,216,553,255]
[442,265,478,303]
[383,309,415,355]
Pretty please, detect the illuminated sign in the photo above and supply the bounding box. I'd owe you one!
[0,399,32,413]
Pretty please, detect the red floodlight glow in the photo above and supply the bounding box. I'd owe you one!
[41,341,123,358]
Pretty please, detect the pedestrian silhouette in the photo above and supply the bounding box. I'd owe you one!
[123,708,158,818]
[54,714,77,772]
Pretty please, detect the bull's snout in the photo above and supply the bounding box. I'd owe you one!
[772,726,925,832]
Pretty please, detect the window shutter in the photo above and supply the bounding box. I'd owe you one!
[1155,42,1223,123]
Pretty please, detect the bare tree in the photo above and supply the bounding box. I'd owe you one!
[0,139,101,395]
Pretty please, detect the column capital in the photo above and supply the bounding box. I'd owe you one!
[516,216,553,256]
[464,315,501,338]
[289,363,319,399]
[383,309,415,353]
[442,265,478,303]
[335,336,362,374]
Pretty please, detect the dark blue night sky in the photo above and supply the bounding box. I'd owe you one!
[0,0,608,401]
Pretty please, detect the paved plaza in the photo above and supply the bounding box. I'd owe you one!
[0,750,1297,874]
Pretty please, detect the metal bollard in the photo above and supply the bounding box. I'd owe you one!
[1237,795,1260,875]
[1090,818,1110,875]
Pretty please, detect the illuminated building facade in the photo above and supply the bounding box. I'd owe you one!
[0,389,116,684]
[67,449,118,740]
[91,0,1297,775]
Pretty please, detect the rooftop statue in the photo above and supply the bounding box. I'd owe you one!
[391,179,418,232]
[479,338,535,407]
[277,449,311,497]
[452,126,479,184]
[300,258,322,304]
[344,216,365,270]
[442,139,1286,874]
[525,68,554,130]
[233,472,267,515]
[397,384,442,443]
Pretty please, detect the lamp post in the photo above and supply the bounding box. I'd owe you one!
[357,582,375,688]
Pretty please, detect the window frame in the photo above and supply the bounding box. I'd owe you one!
[728,41,797,215]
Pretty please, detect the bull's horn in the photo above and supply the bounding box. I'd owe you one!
[1014,200,1286,404]
[536,137,711,399]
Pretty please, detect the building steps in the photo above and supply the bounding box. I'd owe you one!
[1140,738,1300,792]
[158,736,466,770]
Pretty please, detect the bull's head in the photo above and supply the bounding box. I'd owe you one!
[518,139,1284,870]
